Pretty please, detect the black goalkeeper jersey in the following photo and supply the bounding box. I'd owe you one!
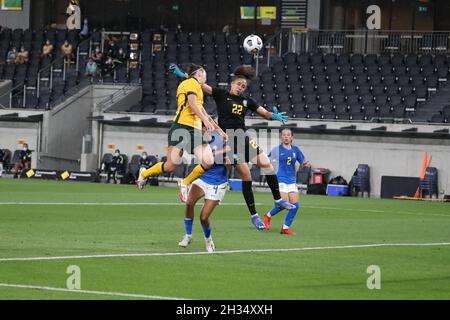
[211,87,259,130]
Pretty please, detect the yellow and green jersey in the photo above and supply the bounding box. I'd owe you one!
[174,77,204,130]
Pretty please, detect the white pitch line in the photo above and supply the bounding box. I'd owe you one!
[1,202,447,217]
[1,242,449,262]
[0,283,187,300]
[0,202,260,206]
[302,205,450,218]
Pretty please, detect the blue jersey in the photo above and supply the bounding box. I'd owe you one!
[268,144,305,184]
[200,132,228,185]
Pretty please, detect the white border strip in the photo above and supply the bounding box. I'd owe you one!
[0,283,187,300]
[303,205,450,217]
[0,202,260,206]
[1,242,449,262]
[0,203,447,217]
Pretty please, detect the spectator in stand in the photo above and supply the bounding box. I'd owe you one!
[222,24,231,35]
[15,46,29,64]
[14,143,32,179]
[113,47,127,68]
[41,40,54,58]
[6,47,18,64]
[106,39,118,60]
[102,56,115,77]
[92,46,103,66]
[159,24,169,34]
[85,57,98,81]
[79,18,89,40]
[0,148,4,178]
[61,40,74,65]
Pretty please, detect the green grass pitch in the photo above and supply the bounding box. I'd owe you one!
[0,179,449,300]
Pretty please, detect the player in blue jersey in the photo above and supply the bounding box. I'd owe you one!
[178,131,230,253]
[264,128,310,235]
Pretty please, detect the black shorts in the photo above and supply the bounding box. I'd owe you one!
[229,133,263,164]
[168,123,206,154]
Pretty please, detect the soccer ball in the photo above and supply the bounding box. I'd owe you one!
[243,34,263,54]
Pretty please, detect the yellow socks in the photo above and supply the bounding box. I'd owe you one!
[141,162,208,185]
[141,162,164,179]
[183,164,206,185]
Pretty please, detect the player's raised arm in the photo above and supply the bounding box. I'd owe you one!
[169,63,214,96]
[201,83,213,96]
[200,108,228,141]
[169,63,188,80]
[255,106,289,125]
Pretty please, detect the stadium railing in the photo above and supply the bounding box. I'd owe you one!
[290,30,450,56]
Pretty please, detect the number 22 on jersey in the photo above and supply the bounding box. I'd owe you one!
[232,104,243,115]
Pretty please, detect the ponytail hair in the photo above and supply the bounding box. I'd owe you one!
[187,63,203,76]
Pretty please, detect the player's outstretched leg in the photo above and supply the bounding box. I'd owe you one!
[178,217,193,247]
[178,143,214,203]
[203,223,215,253]
[274,198,296,210]
[264,206,284,230]
[254,153,296,211]
[137,162,165,190]
[280,202,300,236]
[200,200,216,253]
[251,214,266,230]
[243,181,265,230]
[205,236,215,253]
[266,174,296,210]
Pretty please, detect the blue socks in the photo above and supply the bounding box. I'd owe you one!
[202,225,212,238]
[269,206,283,217]
[284,202,300,228]
[185,217,212,238]
[184,218,193,236]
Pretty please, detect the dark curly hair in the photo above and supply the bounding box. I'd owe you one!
[232,65,256,81]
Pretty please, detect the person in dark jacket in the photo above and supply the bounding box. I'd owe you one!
[107,149,125,183]
[0,148,5,178]
[14,143,32,178]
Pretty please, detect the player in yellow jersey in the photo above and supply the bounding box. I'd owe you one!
[137,64,227,202]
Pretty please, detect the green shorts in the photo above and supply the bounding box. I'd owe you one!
[168,123,206,154]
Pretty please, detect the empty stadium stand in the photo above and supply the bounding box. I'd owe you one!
[2,28,450,123]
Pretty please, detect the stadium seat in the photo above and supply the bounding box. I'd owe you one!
[419,167,439,198]
[350,164,370,197]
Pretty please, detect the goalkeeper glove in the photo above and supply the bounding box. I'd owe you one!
[271,106,288,125]
[169,63,186,80]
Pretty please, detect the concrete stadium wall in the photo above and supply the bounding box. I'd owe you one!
[100,124,450,197]
[40,85,127,171]
[39,87,92,171]
[0,0,30,29]
[0,80,12,109]
[103,85,142,112]
[100,125,170,163]
[297,133,450,198]
[307,0,321,30]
